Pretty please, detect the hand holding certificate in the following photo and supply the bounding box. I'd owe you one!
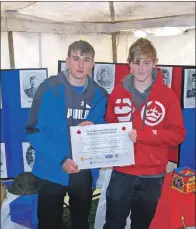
[70,122,135,169]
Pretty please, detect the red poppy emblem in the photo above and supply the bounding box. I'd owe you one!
[77,130,81,134]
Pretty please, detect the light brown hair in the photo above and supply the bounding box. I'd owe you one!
[127,38,157,64]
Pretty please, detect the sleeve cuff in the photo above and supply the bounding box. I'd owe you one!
[60,156,68,166]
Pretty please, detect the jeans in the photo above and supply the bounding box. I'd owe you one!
[103,170,164,229]
[37,171,92,229]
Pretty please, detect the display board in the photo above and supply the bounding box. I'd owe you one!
[0,68,48,178]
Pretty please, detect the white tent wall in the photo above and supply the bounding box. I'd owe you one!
[41,33,113,75]
[117,30,195,66]
[13,32,40,69]
[1,32,113,75]
[1,30,195,75]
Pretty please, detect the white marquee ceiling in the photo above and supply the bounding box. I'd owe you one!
[1,1,195,34]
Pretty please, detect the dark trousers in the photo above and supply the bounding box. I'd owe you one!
[103,170,164,229]
[37,171,92,229]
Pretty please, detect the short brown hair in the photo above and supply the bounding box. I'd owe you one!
[68,40,95,59]
[127,38,157,64]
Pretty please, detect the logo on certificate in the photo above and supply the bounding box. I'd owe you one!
[80,156,84,161]
[105,154,113,159]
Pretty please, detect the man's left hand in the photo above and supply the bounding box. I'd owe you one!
[79,121,94,126]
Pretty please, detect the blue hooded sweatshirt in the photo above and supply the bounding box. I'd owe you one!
[26,71,108,187]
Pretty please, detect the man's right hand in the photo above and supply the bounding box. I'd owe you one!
[62,159,80,174]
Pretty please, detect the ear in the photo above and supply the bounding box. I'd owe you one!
[128,63,132,73]
[65,57,69,68]
[91,60,94,69]
[153,58,158,67]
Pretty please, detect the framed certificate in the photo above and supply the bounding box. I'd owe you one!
[70,122,135,169]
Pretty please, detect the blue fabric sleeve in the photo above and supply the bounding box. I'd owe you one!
[87,96,107,124]
[27,92,68,167]
[60,156,68,166]
[27,131,68,167]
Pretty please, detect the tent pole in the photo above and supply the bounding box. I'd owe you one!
[8,31,15,69]
[109,2,117,63]
[112,32,117,63]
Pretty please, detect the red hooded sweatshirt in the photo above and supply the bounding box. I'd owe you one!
[105,69,186,175]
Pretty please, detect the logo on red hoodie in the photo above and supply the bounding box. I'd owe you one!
[114,98,135,122]
[141,101,165,126]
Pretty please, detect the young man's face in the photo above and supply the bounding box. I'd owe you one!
[66,50,94,80]
[130,58,157,82]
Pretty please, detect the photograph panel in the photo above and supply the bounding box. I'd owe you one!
[184,68,196,108]
[159,66,173,88]
[93,64,115,94]
[22,142,35,172]
[1,143,8,178]
[61,62,67,72]
[20,69,47,108]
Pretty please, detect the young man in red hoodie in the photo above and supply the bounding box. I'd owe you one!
[103,38,186,229]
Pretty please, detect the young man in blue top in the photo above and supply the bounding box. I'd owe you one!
[26,40,108,229]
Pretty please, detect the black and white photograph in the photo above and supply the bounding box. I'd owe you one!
[20,69,47,108]
[22,142,35,172]
[93,64,115,94]
[61,62,67,72]
[184,68,196,108]
[159,66,173,88]
[1,143,8,178]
